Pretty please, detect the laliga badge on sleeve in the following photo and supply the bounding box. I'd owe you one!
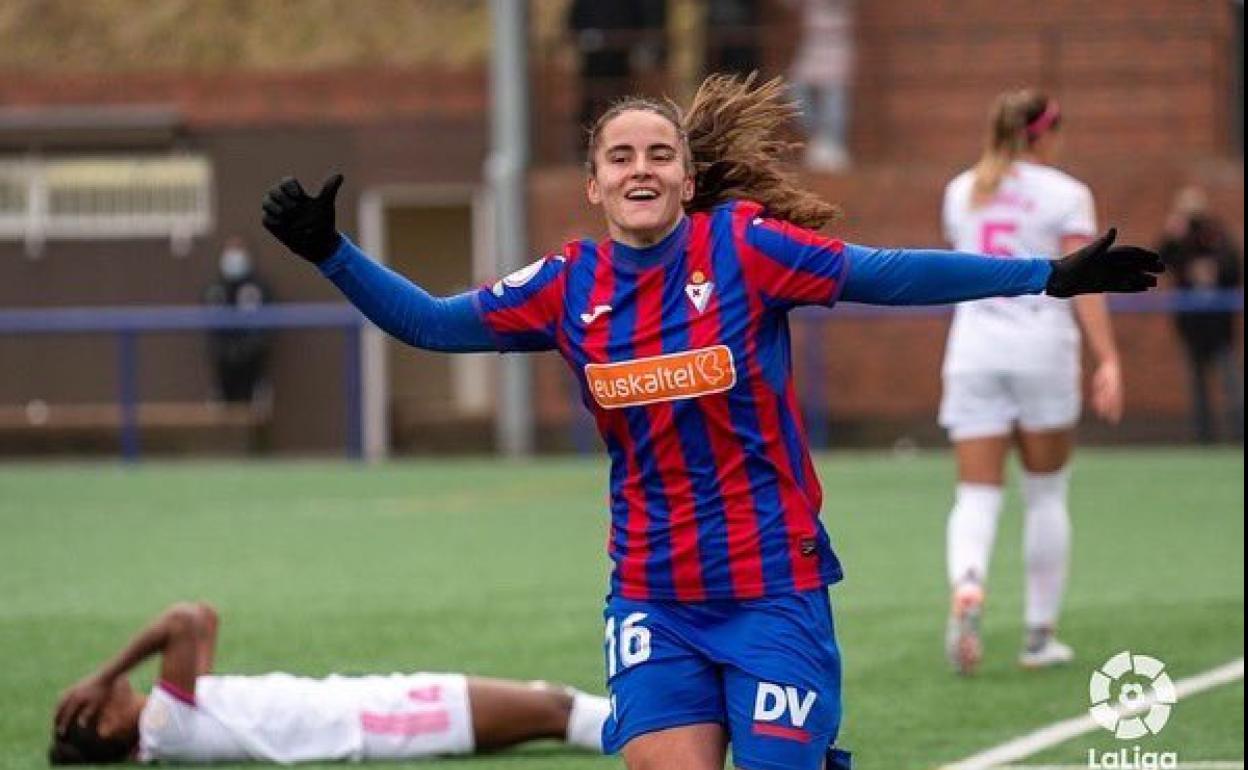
[492,257,547,297]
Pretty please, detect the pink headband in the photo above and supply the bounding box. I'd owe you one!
[1026,100,1061,140]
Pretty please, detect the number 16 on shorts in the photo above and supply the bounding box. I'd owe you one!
[605,612,652,677]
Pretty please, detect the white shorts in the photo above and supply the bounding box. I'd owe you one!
[357,673,474,760]
[939,369,1081,440]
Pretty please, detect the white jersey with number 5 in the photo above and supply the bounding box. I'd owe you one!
[941,160,1097,374]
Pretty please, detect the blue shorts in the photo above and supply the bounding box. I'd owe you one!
[601,589,849,770]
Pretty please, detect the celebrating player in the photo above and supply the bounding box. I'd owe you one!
[261,74,1161,770]
[50,602,609,764]
[940,90,1125,675]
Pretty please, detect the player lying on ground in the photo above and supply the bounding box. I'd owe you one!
[50,602,609,764]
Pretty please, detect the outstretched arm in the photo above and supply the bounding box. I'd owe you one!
[841,245,1051,305]
[318,238,496,352]
[262,174,497,353]
[842,229,1162,305]
[55,602,218,733]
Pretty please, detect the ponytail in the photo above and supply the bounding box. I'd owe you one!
[970,89,1058,207]
[684,73,838,229]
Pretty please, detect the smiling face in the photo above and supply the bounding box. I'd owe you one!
[586,109,695,248]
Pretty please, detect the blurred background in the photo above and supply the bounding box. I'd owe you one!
[0,0,1242,460]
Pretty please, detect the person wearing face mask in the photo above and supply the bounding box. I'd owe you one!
[204,237,272,404]
[261,74,1162,770]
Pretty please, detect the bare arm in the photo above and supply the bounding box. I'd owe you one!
[54,602,218,733]
[1064,235,1123,423]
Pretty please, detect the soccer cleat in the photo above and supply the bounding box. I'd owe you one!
[1019,635,1075,669]
[946,582,985,676]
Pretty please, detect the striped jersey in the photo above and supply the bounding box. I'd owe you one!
[474,200,848,602]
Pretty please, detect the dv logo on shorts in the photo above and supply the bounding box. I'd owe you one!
[584,345,736,409]
[751,682,817,743]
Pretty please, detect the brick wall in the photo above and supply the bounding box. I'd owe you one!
[851,0,1236,162]
[0,68,486,128]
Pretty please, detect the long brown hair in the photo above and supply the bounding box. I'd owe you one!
[585,73,839,230]
[971,89,1060,207]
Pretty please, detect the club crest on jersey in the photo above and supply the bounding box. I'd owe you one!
[684,270,714,314]
[584,345,736,409]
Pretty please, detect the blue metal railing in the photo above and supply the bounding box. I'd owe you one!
[0,303,366,461]
[4,290,1242,458]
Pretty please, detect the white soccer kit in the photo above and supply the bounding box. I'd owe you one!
[939,160,1098,438]
[137,672,473,764]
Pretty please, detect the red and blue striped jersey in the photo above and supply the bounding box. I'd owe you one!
[474,200,849,601]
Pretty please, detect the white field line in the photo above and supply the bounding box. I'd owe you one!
[942,657,1244,770]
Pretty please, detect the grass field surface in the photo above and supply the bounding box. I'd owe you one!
[0,448,1241,769]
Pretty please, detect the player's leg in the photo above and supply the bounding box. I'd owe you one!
[946,435,1008,674]
[466,677,609,753]
[622,724,728,770]
[941,370,1015,674]
[950,436,1011,584]
[719,590,844,770]
[1015,367,1080,668]
[603,597,728,770]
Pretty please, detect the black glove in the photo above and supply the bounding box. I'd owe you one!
[1046,228,1165,298]
[261,174,344,264]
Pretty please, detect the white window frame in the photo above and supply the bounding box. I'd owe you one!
[0,154,213,256]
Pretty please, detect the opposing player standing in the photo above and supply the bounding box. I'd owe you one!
[940,90,1126,675]
[262,75,1160,769]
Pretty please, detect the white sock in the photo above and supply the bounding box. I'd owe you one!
[946,483,1004,587]
[1022,467,1071,629]
[565,690,610,754]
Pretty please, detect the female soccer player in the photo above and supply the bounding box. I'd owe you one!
[940,90,1125,676]
[262,74,1161,770]
[51,602,609,764]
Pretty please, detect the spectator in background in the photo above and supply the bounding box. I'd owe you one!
[567,0,667,148]
[704,0,760,76]
[204,237,271,404]
[1158,185,1244,444]
[787,0,855,171]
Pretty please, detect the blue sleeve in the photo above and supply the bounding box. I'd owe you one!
[839,244,1053,305]
[316,236,497,353]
